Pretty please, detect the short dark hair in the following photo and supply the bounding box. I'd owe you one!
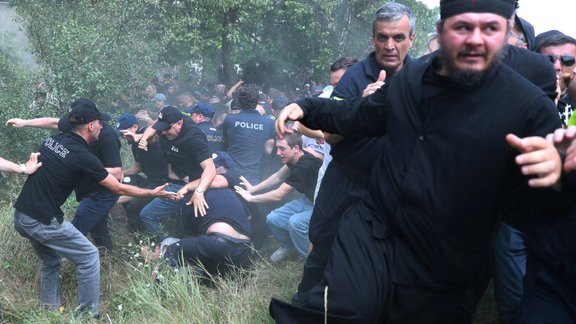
[330,57,359,72]
[535,32,576,53]
[278,133,302,149]
[237,84,259,110]
[373,2,415,36]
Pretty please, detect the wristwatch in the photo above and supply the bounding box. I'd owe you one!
[195,188,205,194]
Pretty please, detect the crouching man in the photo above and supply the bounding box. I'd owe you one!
[148,152,253,275]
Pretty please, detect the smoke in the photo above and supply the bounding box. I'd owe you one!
[0,3,39,71]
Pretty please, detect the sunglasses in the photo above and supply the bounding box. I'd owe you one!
[547,55,576,67]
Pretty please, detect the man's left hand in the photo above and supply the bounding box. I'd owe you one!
[506,133,561,187]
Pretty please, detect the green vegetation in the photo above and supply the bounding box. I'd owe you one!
[8,0,438,104]
[0,204,304,323]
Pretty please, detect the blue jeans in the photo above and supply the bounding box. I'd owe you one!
[139,183,187,236]
[494,222,526,324]
[13,209,100,315]
[72,190,119,251]
[266,197,313,257]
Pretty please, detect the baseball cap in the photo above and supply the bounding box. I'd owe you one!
[184,103,215,117]
[154,93,167,102]
[116,113,138,133]
[66,98,111,125]
[271,96,289,111]
[152,106,184,132]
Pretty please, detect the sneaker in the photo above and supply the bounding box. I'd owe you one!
[270,247,294,263]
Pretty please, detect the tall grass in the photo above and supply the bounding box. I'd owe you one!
[0,204,303,323]
[0,198,498,323]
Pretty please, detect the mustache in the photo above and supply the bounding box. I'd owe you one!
[457,48,486,57]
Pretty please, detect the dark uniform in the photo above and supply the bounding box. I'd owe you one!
[123,126,168,232]
[196,121,225,153]
[14,131,108,315]
[296,52,413,295]
[169,188,252,275]
[58,119,122,251]
[222,109,275,184]
[270,53,564,323]
[139,116,212,236]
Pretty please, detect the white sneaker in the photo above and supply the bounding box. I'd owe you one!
[270,247,294,263]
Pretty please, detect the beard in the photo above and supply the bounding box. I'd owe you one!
[438,43,505,88]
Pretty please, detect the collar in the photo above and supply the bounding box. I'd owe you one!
[238,109,261,115]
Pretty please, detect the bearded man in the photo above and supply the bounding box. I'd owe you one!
[269,0,567,322]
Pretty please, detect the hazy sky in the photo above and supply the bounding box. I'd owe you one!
[420,0,576,38]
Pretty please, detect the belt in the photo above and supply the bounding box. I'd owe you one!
[209,232,252,247]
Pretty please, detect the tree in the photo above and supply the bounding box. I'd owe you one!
[11,0,438,102]
[12,0,169,107]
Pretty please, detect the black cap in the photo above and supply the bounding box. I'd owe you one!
[440,0,515,20]
[183,103,215,117]
[271,96,290,111]
[58,98,111,131]
[152,106,184,132]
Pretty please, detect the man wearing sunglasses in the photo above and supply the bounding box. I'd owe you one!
[535,30,576,125]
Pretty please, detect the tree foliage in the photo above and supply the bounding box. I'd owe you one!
[9,0,438,103]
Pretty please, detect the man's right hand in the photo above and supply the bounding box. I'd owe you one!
[275,103,304,138]
[120,129,142,142]
[138,137,149,151]
[362,70,386,97]
[6,118,28,128]
[238,176,254,193]
[152,183,179,200]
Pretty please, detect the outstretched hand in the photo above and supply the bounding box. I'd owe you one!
[275,103,304,139]
[152,183,179,200]
[24,152,42,175]
[120,129,142,142]
[190,191,209,217]
[6,118,28,128]
[362,70,386,97]
[234,185,253,202]
[506,133,561,187]
[238,176,254,193]
[549,126,576,172]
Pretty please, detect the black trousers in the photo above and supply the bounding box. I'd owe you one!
[123,176,164,232]
[271,207,472,323]
[515,255,576,323]
[296,162,369,296]
[166,232,253,275]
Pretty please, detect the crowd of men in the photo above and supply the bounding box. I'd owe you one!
[4,0,576,322]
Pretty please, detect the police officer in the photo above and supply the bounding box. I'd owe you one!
[138,106,216,239]
[12,99,176,317]
[221,84,275,185]
[184,103,225,153]
[116,113,169,232]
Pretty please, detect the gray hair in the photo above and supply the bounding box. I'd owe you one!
[373,2,416,36]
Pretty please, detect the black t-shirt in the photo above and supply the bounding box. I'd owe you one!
[59,120,122,200]
[15,132,109,224]
[131,127,168,184]
[285,152,322,201]
[160,117,212,180]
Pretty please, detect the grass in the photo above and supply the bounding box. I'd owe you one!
[0,202,498,323]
